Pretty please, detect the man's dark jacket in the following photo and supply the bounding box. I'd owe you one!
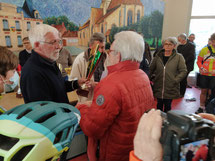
[20,51,79,103]
[177,41,195,72]
[19,49,32,67]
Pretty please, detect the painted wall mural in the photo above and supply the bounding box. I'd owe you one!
[0,0,164,52]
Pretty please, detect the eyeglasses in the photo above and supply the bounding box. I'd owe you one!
[40,40,63,46]
[164,43,174,46]
[23,42,30,45]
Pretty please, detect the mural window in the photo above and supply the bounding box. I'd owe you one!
[17,36,22,46]
[119,11,121,26]
[80,33,81,38]
[36,13,39,19]
[36,22,40,25]
[83,32,85,38]
[137,10,140,22]
[3,19,9,29]
[27,22,31,31]
[127,10,133,26]
[15,21,20,30]
[101,24,104,33]
[5,36,12,47]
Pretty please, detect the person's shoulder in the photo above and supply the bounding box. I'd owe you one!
[187,41,195,48]
[19,49,27,55]
[74,52,85,61]
[200,46,209,53]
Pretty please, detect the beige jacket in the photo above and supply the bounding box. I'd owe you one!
[70,51,107,103]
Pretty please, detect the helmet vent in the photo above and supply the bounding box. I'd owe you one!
[63,108,71,113]
[11,145,34,161]
[40,103,48,106]
[0,156,4,161]
[35,112,56,123]
[66,127,71,139]
[54,131,63,144]
[0,134,19,151]
[17,109,32,119]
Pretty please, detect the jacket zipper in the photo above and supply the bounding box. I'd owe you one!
[162,66,166,99]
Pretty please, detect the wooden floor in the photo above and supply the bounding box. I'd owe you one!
[69,87,201,161]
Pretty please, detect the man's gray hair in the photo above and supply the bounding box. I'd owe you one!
[178,33,187,40]
[163,37,178,45]
[28,24,59,48]
[89,32,106,45]
[113,31,145,62]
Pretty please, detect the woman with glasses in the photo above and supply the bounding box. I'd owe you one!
[150,37,187,112]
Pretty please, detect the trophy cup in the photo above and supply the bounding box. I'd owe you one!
[77,43,104,97]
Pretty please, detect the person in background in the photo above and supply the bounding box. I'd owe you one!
[129,109,215,161]
[139,41,152,76]
[76,31,154,161]
[150,37,187,112]
[177,33,196,96]
[19,37,33,68]
[0,46,18,94]
[188,33,196,47]
[196,33,215,113]
[20,24,86,104]
[70,32,107,103]
[56,46,73,80]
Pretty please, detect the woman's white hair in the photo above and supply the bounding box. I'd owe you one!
[113,31,145,62]
[28,24,59,48]
[163,37,178,45]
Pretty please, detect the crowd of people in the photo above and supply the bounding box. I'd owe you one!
[0,23,215,161]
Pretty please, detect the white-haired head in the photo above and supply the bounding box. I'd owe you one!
[28,24,59,48]
[112,31,145,62]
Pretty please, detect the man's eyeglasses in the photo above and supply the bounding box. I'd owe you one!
[23,42,30,45]
[40,40,63,46]
[164,43,174,46]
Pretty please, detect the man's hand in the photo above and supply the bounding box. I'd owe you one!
[198,113,215,122]
[78,78,87,87]
[134,109,163,161]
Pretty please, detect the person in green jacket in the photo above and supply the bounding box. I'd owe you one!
[150,37,187,112]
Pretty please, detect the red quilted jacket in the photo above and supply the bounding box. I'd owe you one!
[77,60,154,161]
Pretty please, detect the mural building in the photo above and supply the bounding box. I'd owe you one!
[78,0,144,46]
[0,0,42,51]
[0,0,164,52]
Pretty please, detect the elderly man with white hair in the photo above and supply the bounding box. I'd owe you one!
[20,24,85,103]
[76,31,154,161]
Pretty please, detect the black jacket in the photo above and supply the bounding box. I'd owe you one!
[177,41,195,72]
[20,51,79,103]
[19,49,32,67]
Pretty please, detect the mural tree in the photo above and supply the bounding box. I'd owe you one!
[44,15,79,31]
[149,11,163,47]
[109,10,163,48]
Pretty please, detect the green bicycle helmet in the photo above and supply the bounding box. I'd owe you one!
[0,101,80,161]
